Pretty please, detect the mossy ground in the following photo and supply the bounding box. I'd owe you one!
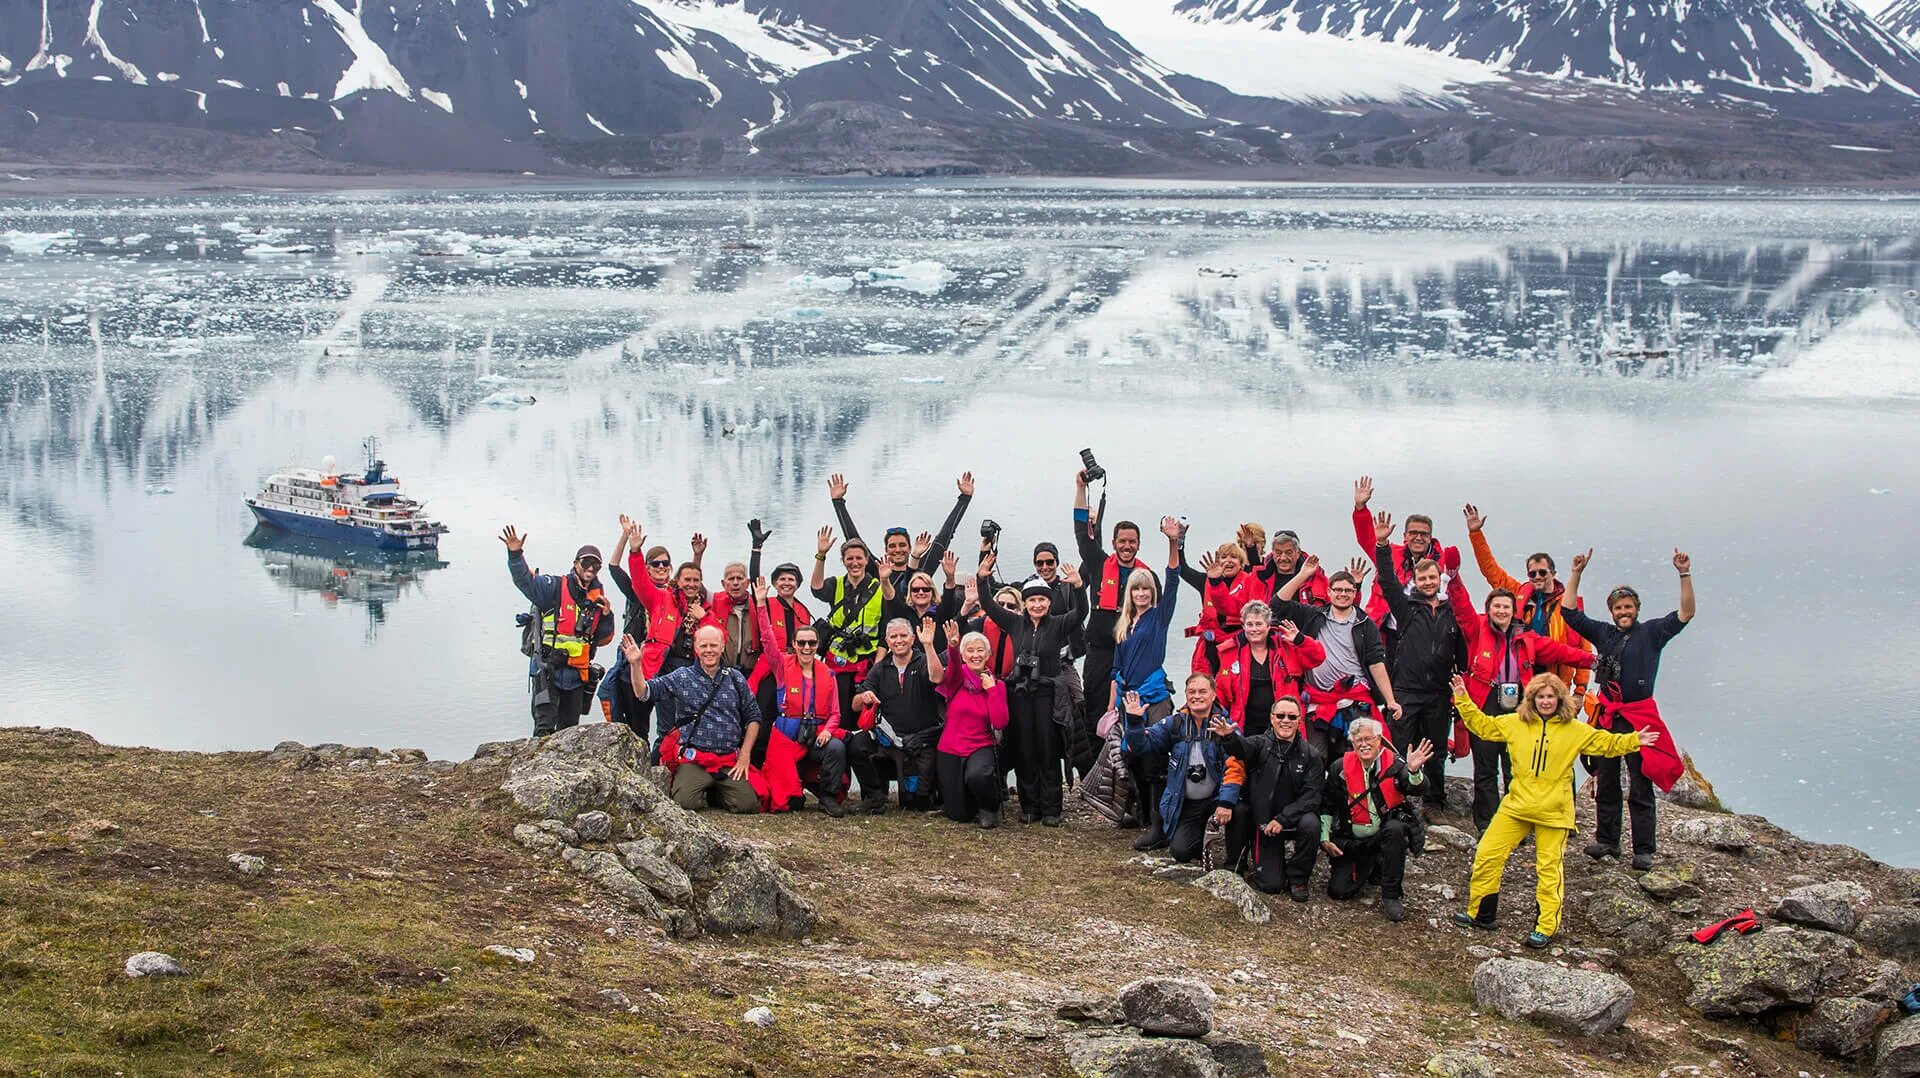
[0,728,1860,1075]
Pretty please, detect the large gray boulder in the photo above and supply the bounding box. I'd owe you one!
[1192,870,1271,925]
[1773,880,1869,933]
[1667,928,1860,1017]
[499,724,816,939]
[1877,1014,1920,1077]
[1801,996,1894,1059]
[1470,957,1634,1036]
[1118,977,1216,1038]
[1857,906,1920,960]
[1669,815,1753,850]
[1066,1032,1226,1077]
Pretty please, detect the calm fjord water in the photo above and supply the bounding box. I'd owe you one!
[1,182,1916,859]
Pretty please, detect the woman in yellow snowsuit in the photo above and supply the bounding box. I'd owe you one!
[1450,671,1657,948]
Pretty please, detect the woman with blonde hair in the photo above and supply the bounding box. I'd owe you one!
[1105,517,1185,848]
[1450,671,1659,948]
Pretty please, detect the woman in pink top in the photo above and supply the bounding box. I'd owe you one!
[935,622,1011,829]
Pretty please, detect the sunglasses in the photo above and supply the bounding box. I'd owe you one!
[910,586,934,593]
[578,559,602,571]
[1528,569,1553,579]
[1273,713,1302,722]
[648,558,672,568]
[885,528,910,538]
[794,639,820,649]
[1034,558,1057,567]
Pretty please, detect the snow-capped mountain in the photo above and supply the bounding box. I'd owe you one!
[1174,0,1920,102]
[2,0,1920,180]
[1878,0,1920,40]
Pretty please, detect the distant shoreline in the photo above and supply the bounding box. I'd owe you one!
[9,165,1920,200]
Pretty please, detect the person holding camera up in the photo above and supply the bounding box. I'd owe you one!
[502,525,616,737]
[1122,673,1237,864]
[810,524,887,725]
[1320,721,1432,921]
[976,552,1086,825]
[1072,451,1142,763]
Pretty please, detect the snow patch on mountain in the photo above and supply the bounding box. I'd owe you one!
[639,0,859,71]
[313,0,413,102]
[1077,0,1500,104]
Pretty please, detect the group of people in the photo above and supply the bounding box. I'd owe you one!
[503,463,1697,946]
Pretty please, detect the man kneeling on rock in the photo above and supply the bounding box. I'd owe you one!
[625,625,762,813]
[1320,718,1431,921]
[1217,694,1324,902]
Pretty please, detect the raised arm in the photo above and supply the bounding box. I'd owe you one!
[1371,519,1411,622]
[976,555,1017,633]
[827,472,859,541]
[751,581,787,665]
[919,618,945,683]
[1463,504,1521,593]
[809,525,834,598]
[1350,475,1377,555]
[919,473,974,572]
[1073,469,1104,566]
[1450,675,1505,742]
[1444,566,1483,637]
[1674,549,1695,623]
[1274,553,1320,602]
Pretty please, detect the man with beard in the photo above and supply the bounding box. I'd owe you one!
[1560,547,1696,870]
[1074,467,1145,771]
[1368,508,1465,813]
[503,526,615,736]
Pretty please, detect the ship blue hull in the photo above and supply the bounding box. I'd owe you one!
[248,505,439,551]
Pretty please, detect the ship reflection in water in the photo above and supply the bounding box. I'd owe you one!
[244,528,448,641]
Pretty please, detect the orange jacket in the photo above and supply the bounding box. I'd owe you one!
[1468,530,1593,698]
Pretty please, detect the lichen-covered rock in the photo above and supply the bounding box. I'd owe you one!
[572,810,612,843]
[1192,870,1270,925]
[1837,959,1910,1003]
[1773,880,1869,933]
[1668,928,1860,1017]
[536,819,579,844]
[1118,977,1216,1037]
[1058,992,1125,1025]
[1857,906,1920,959]
[226,852,266,877]
[1670,815,1753,850]
[1801,996,1893,1059]
[1424,825,1477,851]
[616,839,693,905]
[1470,957,1634,1036]
[1066,1032,1225,1077]
[513,823,568,855]
[1584,890,1670,952]
[1637,864,1701,901]
[1203,1037,1269,1077]
[1876,1013,1920,1077]
[500,724,817,939]
[1425,1050,1497,1078]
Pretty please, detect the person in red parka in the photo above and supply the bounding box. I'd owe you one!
[1351,476,1455,640]
[1201,601,1327,732]
[1445,572,1596,831]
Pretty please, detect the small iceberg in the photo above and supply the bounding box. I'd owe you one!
[1,230,75,255]
[244,243,317,256]
[788,274,853,293]
[586,266,630,278]
[144,484,175,496]
[861,342,909,354]
[786,307,826,322]
[1658,270,1693,286]
[867,261,951,296]
[480,391,537,408]
[474,374,514,386]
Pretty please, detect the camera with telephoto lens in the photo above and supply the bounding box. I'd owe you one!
[981,518,1002,543]
[1006,650,1041,692]
[1078,447,1106,483]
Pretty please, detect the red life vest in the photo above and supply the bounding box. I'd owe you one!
[1096,554,1131,612]
[1202,571,1264,632]
[777,655,827,719]
[546,581,603,676]
[1212,636,1320,728]
[981,617,1016,676]
[1342,748,1403,826]
[748,596,812,692]
[638,587,689,678]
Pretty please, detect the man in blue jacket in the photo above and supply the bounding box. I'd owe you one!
[502,525,616,736]
[1124,672,1236,864]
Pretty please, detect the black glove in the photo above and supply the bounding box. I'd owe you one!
[749,518,771,547]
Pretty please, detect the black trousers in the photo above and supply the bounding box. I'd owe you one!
[937,747,1002,821]
[1008,685,1063,819]
[1081,645,1115,729]
[531,673,587,737]
[1228,809,1321,891]
[1167,797,1216,864]
[1391,693,1452,803]
[847,731,936,807]
[1328,818,1409,900]
[1593,712,1658,855]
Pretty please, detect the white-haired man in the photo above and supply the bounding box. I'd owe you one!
[1320,718,1432,921]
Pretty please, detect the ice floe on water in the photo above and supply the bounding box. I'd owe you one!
[788,273,853,292]
[866,261,951,295]
[1,230,75,255]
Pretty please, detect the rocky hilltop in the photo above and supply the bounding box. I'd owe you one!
[2,722,1918,1076]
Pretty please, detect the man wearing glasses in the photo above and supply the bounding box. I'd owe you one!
[1460,503,1594,707]
[501,525,615,737]
[1217,696,1326,902]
